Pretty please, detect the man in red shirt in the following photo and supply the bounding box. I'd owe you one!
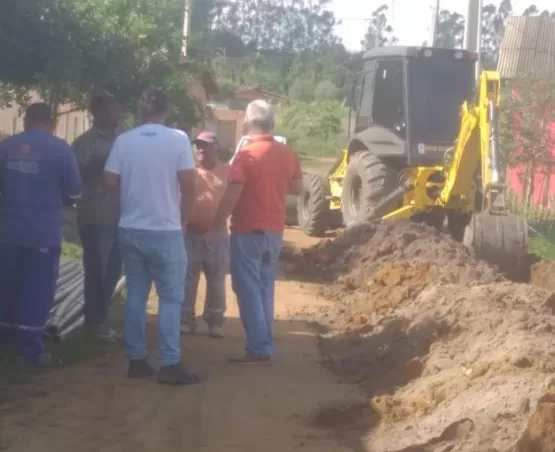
[213,100,303,363]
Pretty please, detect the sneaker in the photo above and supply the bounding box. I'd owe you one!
[229,352,271,364]
[90,324,119,343]
[157,362,202,386]
[128,358,156,379]
[180,324,196,335]
[208,325,224,339]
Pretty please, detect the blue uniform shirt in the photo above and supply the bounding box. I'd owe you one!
[0,129,82,248]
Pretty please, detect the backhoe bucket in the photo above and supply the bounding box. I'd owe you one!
[463,212,529,277]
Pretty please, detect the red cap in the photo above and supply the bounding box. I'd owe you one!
[193,131,218,146]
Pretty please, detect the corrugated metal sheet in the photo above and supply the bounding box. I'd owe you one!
[498,16,555,79]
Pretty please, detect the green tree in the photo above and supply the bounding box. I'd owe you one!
[499,77,555,206]
[523,4,555,18]
[314,80,340,101]
[0,0,203,127]
[481,0,512,69]
[361,5,398,51]
[434,10,465,49]
[276,100,344,156]
[216,0,339,52]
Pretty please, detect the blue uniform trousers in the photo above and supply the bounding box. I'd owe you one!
[0,243,60,362]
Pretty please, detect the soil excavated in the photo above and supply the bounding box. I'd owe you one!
[285,219,555,452]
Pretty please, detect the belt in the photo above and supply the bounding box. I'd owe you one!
[251,229,266,234]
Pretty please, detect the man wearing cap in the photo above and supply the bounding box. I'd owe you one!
[73,91,123,342]
[181,131,230,339]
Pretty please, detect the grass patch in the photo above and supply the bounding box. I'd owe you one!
[530,236,555,261]
[0,291,125,406]
[61,242,83,260]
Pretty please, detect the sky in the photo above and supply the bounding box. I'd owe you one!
[331,0,555,51]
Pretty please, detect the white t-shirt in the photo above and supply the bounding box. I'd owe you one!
[105,123,195,231]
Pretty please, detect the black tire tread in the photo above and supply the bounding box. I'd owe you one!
[297,173,330,237]
[341,151,399,226]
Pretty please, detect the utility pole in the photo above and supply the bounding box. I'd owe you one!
[463,0,483,79]
[428,0,440,47]
[182,0,191,58]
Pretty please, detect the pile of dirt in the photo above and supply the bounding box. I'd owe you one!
[292,220,502,325]
[289,220,555,451]
[530,260,555,292]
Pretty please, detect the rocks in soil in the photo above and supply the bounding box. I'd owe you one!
[287,219,555,452]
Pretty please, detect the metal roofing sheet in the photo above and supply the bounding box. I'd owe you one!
[498,15,555,79]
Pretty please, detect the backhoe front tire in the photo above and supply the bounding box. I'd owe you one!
[341,151,399,227]
[297,173,330,237]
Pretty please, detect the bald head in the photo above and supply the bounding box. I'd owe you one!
[244,99,275,134]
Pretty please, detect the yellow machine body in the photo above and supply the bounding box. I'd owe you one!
[299,70,528,274]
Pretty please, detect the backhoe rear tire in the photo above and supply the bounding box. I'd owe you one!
[341,151,399,227]
[297,173,330,237]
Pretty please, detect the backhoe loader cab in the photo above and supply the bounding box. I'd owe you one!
[297,48,528,277]
[351,46,478,166]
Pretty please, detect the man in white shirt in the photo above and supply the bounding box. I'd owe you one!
[104,88,199,386]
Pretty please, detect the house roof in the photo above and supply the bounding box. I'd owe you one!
[498,15,555,79]
[235,85,287,101]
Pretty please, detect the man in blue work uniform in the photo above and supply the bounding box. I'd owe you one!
[0,103,82,366]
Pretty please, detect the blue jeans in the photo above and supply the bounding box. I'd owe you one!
[118,228,187,367]
[230,232,282,357]
[79,224,122,328]
[0,244,60,362]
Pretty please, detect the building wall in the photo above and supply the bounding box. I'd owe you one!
[212,108,244,150]
[0,93,91,143]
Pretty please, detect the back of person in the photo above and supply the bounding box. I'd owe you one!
[230,135,299,234]
[0,130,77,247]
[111,123,191,231]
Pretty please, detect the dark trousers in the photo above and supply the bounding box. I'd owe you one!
[79,224,122,328]
[0,244,60,362]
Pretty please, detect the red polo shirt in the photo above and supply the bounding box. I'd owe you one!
[228,135,302,234]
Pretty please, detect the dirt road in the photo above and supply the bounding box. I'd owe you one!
[0,229,367,452]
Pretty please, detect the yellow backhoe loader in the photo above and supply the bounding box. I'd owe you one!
[296,46,528,274]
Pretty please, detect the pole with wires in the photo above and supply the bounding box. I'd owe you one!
[464,0,483,81]
[182,0,191,58]
[428,0,440,47]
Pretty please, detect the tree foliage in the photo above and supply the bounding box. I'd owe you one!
[362,5,398,51]
[500,78,555,205]
[275,101,344,156]
[0,0,203,125]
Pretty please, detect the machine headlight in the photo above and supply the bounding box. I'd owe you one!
[423,49,433,58]
[454,50,464,59]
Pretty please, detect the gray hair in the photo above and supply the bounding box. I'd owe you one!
[244,99,275,133]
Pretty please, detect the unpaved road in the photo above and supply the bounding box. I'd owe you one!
[0,228,367,452]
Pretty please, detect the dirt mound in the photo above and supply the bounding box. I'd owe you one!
[304,220,499,289]
[287,220,555,451]
[515,391,555,452]
[317,282,555,451]
[530,260,555,292]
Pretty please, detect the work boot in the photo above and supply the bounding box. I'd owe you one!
[128,358,156,379]
[180,324,196,336]
[157,362,202,386]
[229,352,271,364]
[208,325,224,339]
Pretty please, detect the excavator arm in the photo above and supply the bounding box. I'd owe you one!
[440,71,528,275]
[440,71,502,211]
